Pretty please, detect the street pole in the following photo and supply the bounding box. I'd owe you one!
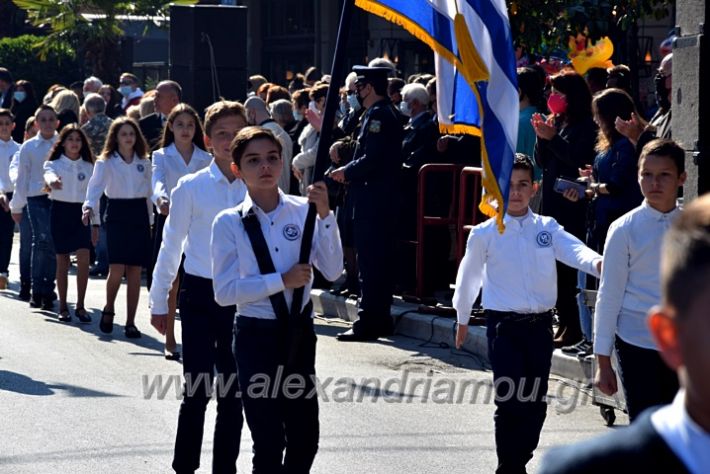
[291,0,355,319]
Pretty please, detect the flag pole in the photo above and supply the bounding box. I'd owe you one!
[291,0,355,319]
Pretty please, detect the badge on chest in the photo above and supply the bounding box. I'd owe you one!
[283,224,300,241]
[136,163,145,173]
[536,231,552,248]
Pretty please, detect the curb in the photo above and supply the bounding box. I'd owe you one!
[311,289,592,383]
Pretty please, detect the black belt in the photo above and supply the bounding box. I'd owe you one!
[485,309,553,324]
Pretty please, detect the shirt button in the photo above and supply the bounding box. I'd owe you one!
[275,247,279,252]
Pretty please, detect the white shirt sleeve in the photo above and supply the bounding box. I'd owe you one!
[151,151,168,205]
[313,212,344,281]
[43,160,59,188]
[551,222,602,277]
[211,211,286,307]
[593,223,630,356]
[9,145,31,213]
[8,151,19,186]
[452,227,487,324]
[149,182,191,314]
[83,158,108,212]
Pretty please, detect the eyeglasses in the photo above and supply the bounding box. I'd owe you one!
[355,82,368,91]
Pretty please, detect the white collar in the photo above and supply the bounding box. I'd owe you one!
[640,200,680,221]
[241,188,286,217]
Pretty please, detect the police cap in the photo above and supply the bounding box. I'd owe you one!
[352,65,391,86]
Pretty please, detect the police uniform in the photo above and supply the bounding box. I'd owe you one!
[337,65,404,341]
[453,209,601,474]
[211,190,343,473]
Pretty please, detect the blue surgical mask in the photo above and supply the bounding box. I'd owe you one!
[347,93,361,112]
[13,91,26,103]
[293,110,304,122]
[399,101,411,117]
[119,85,133,97]
[339,102,348,115]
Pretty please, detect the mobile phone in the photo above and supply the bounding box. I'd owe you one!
[553,178,587,195]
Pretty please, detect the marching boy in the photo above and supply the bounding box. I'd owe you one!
[211,127,343,473]
[0,108,19,290]
[150,101,248,473]
[453,154,602,474]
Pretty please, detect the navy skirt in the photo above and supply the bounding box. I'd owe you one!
[105,198,151,266]
[50,200,91,254]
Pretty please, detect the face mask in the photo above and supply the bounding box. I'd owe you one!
[654,73,671,111]
[308,100,319,114]
[339,102,348,115]
[347,93,361,111]
[119,85,132,97]
[13,91,26,103]
[547,93,568,115]
[399,101,411,117]
[293,110,303,122]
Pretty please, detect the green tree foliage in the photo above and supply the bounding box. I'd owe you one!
[508,0,673,53]
[12,0,197,82]
[0,34,79,97]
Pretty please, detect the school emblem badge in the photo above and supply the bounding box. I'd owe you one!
[283,224,300,241]
[536,231,552,248]
[137,164,145,173]
[368,120,381,133]
[77,172,86,181]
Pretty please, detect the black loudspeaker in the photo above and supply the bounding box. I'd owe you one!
[169,5,248,115]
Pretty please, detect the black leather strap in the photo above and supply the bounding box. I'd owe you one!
[240,210,290,324]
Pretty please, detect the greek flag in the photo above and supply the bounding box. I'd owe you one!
[354,0,518,231]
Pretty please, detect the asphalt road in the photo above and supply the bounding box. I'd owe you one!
[0,239,622,473]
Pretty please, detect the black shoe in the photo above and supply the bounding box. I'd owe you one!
[576,340,593,358]
[58,308,71,322]
[336,328,378,342]
[99,309,115,334]
[561,339,587,355]
[19,283,31,301]
[42,296,54,311]
[74,307,92,324]
[124,324,142,339]
[30,294,42,308]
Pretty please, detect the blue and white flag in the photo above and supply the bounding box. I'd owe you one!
[354,0,518,231]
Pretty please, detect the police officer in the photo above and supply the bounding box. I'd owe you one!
[330,65,404,341]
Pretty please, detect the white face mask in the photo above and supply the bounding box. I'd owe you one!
[293,110,303,122]
[399,100,411,117]
[347,93,361,112]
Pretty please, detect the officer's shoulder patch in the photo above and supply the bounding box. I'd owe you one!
[368,120,381,133]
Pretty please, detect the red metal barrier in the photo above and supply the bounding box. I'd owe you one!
[413,164,463,297]
[456,167,483,263]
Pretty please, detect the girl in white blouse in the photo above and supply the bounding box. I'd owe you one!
[44,125,98,322]
[83,117,152,339]
[150,103,211,360]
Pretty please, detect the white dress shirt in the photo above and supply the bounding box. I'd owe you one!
[9,133,58,212]
[83,152,152,212]
[8,150,19,186]
[211,190,343,319]
[151,144,212,205]
[261,120,293,193]
[652,391,710,474]
[149,161,248,314]
[453,209,602,324]
[44,156,95,204]
[594,201,681,356]
[0,138,20,193]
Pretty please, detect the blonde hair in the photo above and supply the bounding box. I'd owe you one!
[203,100,247,137]
[50,89,80,119]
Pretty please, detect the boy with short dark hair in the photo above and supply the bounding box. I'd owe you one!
[453,154,602,474]
[594,138,687,421]
[539,193,710,474]
[10,105,59,308]
[0,108,19,290]
[211,126,343,472]
[149,100,248,474]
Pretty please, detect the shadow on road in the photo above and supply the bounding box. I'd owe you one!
[0,369,122,397]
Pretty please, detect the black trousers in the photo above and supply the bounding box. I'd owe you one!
[0,192,13,274]
[352,216,395,336]
[615,336,679,422]
[173,274,242,474]
[555,262,582,341]
[234,316,319,474]
[486,311,554,474]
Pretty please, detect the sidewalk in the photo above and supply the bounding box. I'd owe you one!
[311,289,592,384]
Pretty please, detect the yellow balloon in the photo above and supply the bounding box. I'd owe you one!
[568,36,615,76]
